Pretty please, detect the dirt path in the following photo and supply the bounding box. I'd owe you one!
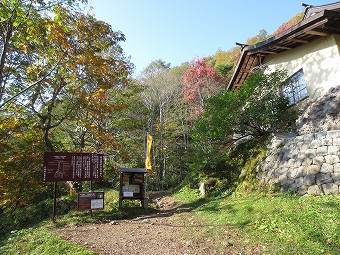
[54,195,258,255]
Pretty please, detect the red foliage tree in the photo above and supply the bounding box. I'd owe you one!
[181,58,226,118]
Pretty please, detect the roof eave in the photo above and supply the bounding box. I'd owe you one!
[228,9,340,90]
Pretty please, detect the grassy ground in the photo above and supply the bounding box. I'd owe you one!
[1,187,339,255]
[174,186,340,255]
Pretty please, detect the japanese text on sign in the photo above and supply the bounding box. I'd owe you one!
[43,152,104,182]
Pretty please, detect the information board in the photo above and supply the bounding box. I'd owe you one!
[77,192,104,211]
[43,152,104,182]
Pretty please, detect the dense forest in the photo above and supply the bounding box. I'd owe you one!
[0,0,303,213]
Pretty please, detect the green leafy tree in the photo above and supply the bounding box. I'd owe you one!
[138,60,185,188]
[0,0,133,208]
[191,68,298,179]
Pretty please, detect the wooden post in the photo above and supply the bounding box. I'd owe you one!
[89,180,93,217]
[52,181,57,222]
[119,173,123,209]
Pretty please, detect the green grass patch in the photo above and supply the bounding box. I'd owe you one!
[0,225,96,255]
[174,188,340,255]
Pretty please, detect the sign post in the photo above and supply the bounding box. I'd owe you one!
[53,181,57,222]
[43,152,104,220]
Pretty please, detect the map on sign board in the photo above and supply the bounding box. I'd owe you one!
[91,199,104,209]
[43,152,104,182]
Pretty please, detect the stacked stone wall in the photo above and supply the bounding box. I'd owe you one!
[260,130,340,195]
[259,85,340,195]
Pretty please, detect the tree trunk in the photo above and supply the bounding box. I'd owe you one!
[0,12,14,103]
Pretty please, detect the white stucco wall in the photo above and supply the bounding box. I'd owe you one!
[265,34,340,99]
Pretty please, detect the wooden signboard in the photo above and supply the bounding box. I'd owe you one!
[43,152,104,182]
[77,192,104,211]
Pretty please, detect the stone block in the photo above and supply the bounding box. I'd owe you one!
[311,139,322,148]
[288,168,299,178]
[334,163,340,173]
[290,149,299,159]
[316,173,333,184]
[282,151,290,161]
[303,133,315,141]
[328,146,339,155]
[297,185,308,195]
[287,159,296,168]
[307,165,320,175]
[332,173,340,183]
[325,155,340,165]
[313,156,325,166]
[301,158,313,166]
[316,146,328,156]
[307,185,322,195]
[295,176,304,187]
[296,151,306,160]
[304,174,316,186]
[333,138,340,146]
[278,174,288,182]
[288,183,298,192]
[297,166,307,177]
[320,163,334,174]
[298,142,309,150]
[322,138,333,146]
[294,159,303,168]
[314,131,327,139]
[306,148,317,157]
[327,130,340,139]
[322,183,339,195]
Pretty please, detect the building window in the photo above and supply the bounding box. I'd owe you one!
[281,69,308,105]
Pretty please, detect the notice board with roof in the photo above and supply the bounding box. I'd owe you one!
[118,167,148,209]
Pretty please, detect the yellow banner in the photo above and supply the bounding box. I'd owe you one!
[145,134,152,170]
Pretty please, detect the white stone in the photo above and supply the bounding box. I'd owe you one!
[301,158,313,166]
[310,139,322,148]
[332,173,340,182]
[334,163,340,173]
[287,159,295,168]
[325,155,340,165]
[322,183,339,195]
[328,146,339,155]
[320,163,334,174]
[333,138,340,146]
[278,174,288,182]
[288,168,299,178]
[199,183,205,196]
[322,138,333,146]
[306,148,317,157]
[307,185,322,195]
[307,165,320,175]
[316,146,328,156]
[313,156,325,166]
[297,166,307,177]
[293,159,302,168]
[327,130,340,139]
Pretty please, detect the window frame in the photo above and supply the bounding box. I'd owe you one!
[281,69,308,105]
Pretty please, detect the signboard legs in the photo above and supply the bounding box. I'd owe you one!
[89,180,93,217]
[52,181,57,222]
